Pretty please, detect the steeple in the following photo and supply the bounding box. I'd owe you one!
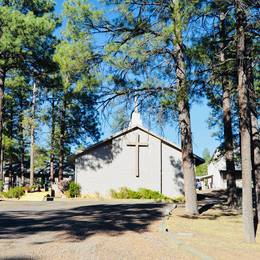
[129,96,143,127]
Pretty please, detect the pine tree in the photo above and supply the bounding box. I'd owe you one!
[219,9,237,207]
[4,73,30,185]
[77,0,200,215]
[53,0,100,181]
[189,0,240,206]
[172,0,198,215]
[235,0,255,243]
[0,0,57,180]
[244,1,260,222]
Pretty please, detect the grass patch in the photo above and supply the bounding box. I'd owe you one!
[110,187,173,202]
[167,205,260,259]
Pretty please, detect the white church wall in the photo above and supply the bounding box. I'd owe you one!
[75,128,162,197]
[134,130,161,192]
[162,143,184,197]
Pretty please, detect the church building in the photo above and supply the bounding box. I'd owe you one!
[75,107,204,198]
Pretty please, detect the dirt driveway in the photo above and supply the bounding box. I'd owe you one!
[0,200,195,260]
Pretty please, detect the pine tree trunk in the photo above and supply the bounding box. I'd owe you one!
[235,0,255,243]
[58,97,66,182]
[219,12,237,207]
[30,82,37,186]
[19,95,25,185]
[50,96,55,183]
[0,147,3,183]
[245,34,260,221]
[9,104,14,186]
[0,68,5,181]
[173,0,198,215]
[251,110,260,220]
[20,128,25,186]
[178,99,198,215]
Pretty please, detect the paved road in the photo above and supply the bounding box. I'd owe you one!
[0,200,192,260]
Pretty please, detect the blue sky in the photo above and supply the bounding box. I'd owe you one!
[54,0,220,157]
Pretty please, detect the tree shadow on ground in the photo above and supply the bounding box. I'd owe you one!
[181,188,241,221]
[180,203,240,220]
[197,189,227,202]
[0,203,166,242]
[0,256,35,260]
[177,190,241,220]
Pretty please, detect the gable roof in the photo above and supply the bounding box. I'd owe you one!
[75,124,204,165]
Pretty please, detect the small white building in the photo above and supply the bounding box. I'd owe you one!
[208,151,242,189]
[75,109,204,198]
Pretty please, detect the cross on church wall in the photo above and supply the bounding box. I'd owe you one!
[127,133,149,177]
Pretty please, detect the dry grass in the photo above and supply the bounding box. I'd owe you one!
[19,190,49,201]
[166,205,260,260]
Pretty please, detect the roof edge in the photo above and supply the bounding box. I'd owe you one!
[75,125,204,165]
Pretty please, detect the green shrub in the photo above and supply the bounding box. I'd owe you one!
[138,188,164,200]
[4,186,25,199]
[0,180,4,192]
[68,182,81,198]
[110,187,173,202]
[110,187,141,199]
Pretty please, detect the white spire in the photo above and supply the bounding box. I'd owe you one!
[129,96,143,127]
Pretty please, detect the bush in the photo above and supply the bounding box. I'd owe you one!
[138,188,166,200]
[0,180,4,192]
[68,182,81,198]
[110,187,141,199]
[110,187,173,202]
[4,186,25,199]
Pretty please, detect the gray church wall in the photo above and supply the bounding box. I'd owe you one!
[161,142,184,197]
[75,128,184,198]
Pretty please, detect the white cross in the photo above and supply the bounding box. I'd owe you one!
[127,134,149,177]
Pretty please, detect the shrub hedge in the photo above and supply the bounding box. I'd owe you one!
[3,186,25,199]
[110,187,173,202]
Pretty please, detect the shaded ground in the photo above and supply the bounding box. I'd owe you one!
[1,191,259,259]
[0,201,165,241]
[0,200,191,260]
[197,189,228,214]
